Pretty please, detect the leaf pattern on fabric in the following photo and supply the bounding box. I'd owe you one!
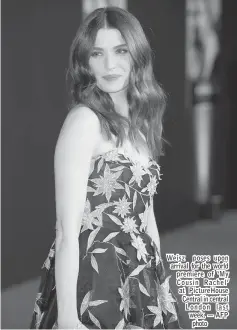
[80,291,92,316]
[90,248,108,254]
[143,268,151,295]
[129,264,147,277]
[125,183,130,198]
[89,300,108,307]
[139,282,150,297]
[91,254,99,273]
[103,232,120,242]
[114,246,127,256]
[106,213,123,226]
[88,310,102,329]
[115,318,125,330]
[30,150,181,329]
[87,227,100,251]
[132,191,137,210]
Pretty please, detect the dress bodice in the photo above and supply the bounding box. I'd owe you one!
[80,148,162,234]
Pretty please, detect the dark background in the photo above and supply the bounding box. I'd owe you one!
[128,1,196,229]
[2,0,236,291]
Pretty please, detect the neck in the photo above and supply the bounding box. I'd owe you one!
[109,89,129,118]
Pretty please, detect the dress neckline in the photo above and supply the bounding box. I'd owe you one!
[91,148,159,171]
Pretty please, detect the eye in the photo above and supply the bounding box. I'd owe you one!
[116,48,128,55]
[90,51,102,57]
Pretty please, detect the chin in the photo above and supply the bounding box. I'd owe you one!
[98,82,128,94]
[105,87,126,93]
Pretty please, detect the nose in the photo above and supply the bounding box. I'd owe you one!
[104,52,117,70]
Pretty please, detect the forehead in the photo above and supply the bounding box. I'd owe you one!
[93,28,126,48]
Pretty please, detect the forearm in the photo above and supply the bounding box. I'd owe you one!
[55,237,79,327]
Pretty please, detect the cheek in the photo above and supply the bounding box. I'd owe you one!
[121,57,132,73]
[88,60,99,76]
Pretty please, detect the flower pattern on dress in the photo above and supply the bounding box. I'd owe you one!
[129,163,146,186]
[113,195,132,218]
[30,149,181,330]
[118,278,130,320]
[157,276,178,319]
[131,234,149,263]
[42,248,55,270]
[33,293,45,328]
[120,217,139,235]
[81,199,97,231]
[90,164,124,201]
[146,176,158,196]
[147,297,163,327]
[138,202,150,232]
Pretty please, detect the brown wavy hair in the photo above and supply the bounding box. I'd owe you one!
[67,6,167,161]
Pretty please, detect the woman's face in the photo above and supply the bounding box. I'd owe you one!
[88,28,132,94]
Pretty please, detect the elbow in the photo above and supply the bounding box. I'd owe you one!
[55,229,78,253]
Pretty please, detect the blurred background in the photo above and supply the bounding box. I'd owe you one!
[1,0,237,328]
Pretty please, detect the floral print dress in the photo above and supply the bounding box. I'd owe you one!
[30,149,181,329]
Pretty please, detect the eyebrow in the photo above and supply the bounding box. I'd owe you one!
[92,43,127,50]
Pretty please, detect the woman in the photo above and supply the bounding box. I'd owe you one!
[30,6,181,329]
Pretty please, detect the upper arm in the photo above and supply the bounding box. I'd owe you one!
[54,106,101,241]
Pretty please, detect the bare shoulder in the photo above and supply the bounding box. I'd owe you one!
[57,105,101,142]
[63,105,101,132]
[68,105,100,122]
[55,105,102,159]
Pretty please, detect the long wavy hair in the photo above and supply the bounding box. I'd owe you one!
[67,6,167,161]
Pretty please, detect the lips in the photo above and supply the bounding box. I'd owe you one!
[103,74,122,81]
